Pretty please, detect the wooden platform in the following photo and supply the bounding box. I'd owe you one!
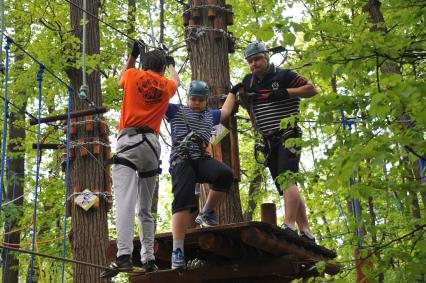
[107,222,339,283]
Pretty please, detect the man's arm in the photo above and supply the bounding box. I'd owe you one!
[287,82,317,98]
[220,83,242,123]
[118,55,136,88]
[167,64,181,87]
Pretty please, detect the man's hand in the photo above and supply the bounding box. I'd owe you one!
[166,55,175,67]
[269,89,289,100]
[230,83,244,95]
[131,40,145,59]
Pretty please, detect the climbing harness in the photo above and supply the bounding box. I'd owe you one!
[106,127,162,178]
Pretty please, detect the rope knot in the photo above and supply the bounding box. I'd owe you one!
[37,64,45,82]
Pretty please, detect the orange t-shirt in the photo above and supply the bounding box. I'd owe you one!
[118,68,177,133]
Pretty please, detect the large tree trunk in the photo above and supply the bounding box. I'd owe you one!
[67,1,110,282]
[3,99,26,283]
[187,0,243,224]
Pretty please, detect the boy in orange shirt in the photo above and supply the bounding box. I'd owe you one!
[101,41,180,278]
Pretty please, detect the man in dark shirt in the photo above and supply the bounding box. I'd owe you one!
[240,42,317,241]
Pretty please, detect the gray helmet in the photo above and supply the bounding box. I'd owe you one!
[188,80,209,97]
[244,42,268,59]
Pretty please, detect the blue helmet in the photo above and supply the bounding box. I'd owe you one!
[244,42,268,59]
[188,80,209,97]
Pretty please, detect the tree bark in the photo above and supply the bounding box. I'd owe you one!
[187,0,243,224]
[67,1,110,282]
[3,107,26,283]
[243,173,262,221]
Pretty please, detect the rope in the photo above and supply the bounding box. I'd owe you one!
[341,109,363,249]
[2,236,64,247]
[0,37,11,217]
[61,86,73,283]
[2,34,98,108]
[78,0,89,101]
[0,0,4,72]
[185,25,234,42]
[62,0,155,49]
[29,63,45,283]
[182,4,232,14]
[0,219,34,237]
[145,0,156,47]
[0,244,113,271]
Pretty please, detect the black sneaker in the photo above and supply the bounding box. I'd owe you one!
[281,224,298,237]
[141,260,158,273]
[100,254,133,278]
[300,231,316,242]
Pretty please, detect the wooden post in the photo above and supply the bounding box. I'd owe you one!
[189,0,243,225]
[261,203,277,226]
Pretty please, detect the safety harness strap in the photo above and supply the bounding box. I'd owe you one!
[106,156,161,178]
[106,128,161,178]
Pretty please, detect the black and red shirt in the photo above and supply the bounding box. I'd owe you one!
[242,64,307,137]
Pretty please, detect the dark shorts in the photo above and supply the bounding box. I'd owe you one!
[266,129,301,195]
[170,157,234,214]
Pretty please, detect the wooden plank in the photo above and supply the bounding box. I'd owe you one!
[198,232,242,259]
[32,143,61,150]
[131,255,300,283]
[153,222,336,258]
[241,227,340,275]
[29,107,108,125]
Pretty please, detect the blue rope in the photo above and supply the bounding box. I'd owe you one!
[0,37,11,216]
[61,86,73,283]
[341,109,363,248]
[29,64,45,283]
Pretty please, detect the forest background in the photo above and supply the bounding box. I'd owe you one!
[0,0,425,282]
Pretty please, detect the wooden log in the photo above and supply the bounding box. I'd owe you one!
[85,115,94,132]
[70,118,77,137]
[261,203,277,226]
[198,232,242,259]
[131,255,300,283]
[78,138,88,157]
[207,0,217,18]
[213,18,222,39]
[182,12,190,26]
[241,227,340,275]
[92,137,101,156]
[226,5,234,25]
[228,115,240,181]
[29,107,107,125]
[32,143,61,150]
[154,240,171,262]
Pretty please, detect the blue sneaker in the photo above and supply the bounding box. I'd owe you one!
[195,210,218,227]
[171,248,185,270]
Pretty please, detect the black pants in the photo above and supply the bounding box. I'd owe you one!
[170,157,233,214]
[266,129,301,195]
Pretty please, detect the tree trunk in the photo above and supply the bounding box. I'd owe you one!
[67,1,110,282]
[2,45,26,283]
[243,173,262,221]
[3,112,26,283]
[187,0,243,224]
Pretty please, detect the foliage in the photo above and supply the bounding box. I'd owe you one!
[0,0,425,282]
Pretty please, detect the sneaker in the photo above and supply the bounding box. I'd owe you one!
[100,254,133,278]
[195,210,218,227]
[141,260,158,273]
[300,231,316,242]
[171,248,185,270]
[281,224,298,237]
